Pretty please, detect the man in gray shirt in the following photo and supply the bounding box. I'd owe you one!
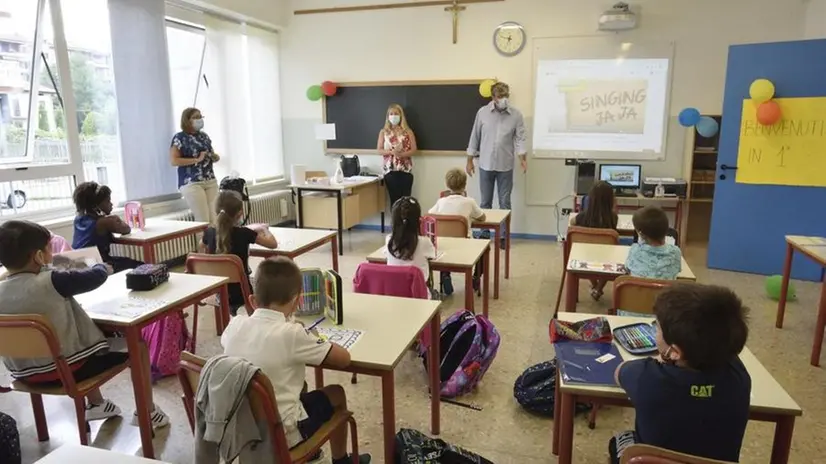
[466,82,527,240]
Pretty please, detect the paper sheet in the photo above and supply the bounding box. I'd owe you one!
[568,260,628,274]
[314,123,336,141]
[91,297,170,319]
[316,327,363,350]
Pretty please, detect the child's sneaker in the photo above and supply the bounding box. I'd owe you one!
[131,405,170,429]
[440,272,454,295]
[85,399,121,421]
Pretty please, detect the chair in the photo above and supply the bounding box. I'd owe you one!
[0,315,130,446]
[185,253,254,351]
[620,444,733,464]
[553,226,620,317]
[178,352,360,464]
[425,214,469,238]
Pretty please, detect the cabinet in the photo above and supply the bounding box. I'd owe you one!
[686,115,721,244]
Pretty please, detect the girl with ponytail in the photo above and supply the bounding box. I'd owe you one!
[383,196,437,296]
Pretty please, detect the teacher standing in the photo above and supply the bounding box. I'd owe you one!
[170,107,220,224]
[466,82,527,237]
[377,103,418,208]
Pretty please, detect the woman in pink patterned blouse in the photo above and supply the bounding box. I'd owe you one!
[376,103,418,208]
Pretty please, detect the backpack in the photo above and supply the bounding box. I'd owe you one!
[513,360,592,417]
[340,155,360,177]
[141,312,190,382]
[419,309,500,398]
[394,428,493,464]
[219,175,251,225]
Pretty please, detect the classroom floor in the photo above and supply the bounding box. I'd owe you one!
[2,230,825,464]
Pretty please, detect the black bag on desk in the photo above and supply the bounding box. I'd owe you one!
[340,155,360,177]
[126,264,169,291]
[394,428,493,464]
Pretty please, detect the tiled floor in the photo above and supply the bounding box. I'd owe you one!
[2,230,825,463]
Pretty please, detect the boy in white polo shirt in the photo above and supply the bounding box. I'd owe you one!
[221,257,370,464]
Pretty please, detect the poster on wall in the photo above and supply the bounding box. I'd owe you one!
[736,97,826,188]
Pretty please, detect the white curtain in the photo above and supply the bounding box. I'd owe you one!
[247,26,284,181]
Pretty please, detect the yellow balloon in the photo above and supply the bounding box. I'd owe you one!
[750,79,775,103]
[479,79,496,98]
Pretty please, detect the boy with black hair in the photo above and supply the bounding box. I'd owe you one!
[610,283,751,463]
[625,206,682,279]
[221,257,370,464]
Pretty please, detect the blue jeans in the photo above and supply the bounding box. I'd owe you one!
[479,168,513,210]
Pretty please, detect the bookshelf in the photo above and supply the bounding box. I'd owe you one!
[686,115,721,244]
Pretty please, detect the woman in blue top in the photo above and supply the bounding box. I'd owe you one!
[170,107,220,223]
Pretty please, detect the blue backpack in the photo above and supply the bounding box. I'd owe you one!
[513,360,591,416]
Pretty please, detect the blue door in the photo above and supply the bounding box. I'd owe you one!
[708,39,826,281]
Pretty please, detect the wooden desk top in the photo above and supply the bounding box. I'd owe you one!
[567,243,695,280]
[556,313,803,417]
[367,237,490,268]
[290,176,380,191]
[298,293,440,371]
[576,193,682,204]
[251,227,336,255]
[113,219,208,243]
[76,271,227,326]
[34,445,169,463]
[786,236,826,265]
[474,209,511,227]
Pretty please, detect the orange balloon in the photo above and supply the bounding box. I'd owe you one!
[757,101,781,126]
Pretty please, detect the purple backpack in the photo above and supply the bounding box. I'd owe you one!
[419,309,500,398]
[141,312,190,382]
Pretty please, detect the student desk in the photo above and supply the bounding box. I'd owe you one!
[304,293,442,464]
[250,227,339,272]
[34,445,169,463]
[775,235,826,366]
[571,213,635,236]
[564,243,695,312]
[112,218,208,263]
[292,177,386,256]
[473,209,511,299]
[75,271,229,459]
[552,313,803,464]
[575,194,684,234]
[366,237,491,317]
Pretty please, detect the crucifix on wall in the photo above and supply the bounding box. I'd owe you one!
[294,0,504,45]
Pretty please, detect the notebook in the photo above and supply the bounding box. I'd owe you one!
[554,341,623,386]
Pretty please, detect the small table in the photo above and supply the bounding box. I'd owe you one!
[564,243,696,312]
[112,219,208,263]
[75,271,229,459]
[34,445,169,463]
[575,193,684,233]
[303,293,442,464]
[775,235,826,365]
[250,227,339,271]
[473,209,511,299]
[571,213,635,236]
[552,312,803,464]
[367,237,491,317]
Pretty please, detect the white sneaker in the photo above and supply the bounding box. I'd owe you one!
[131,405,170,429]
[85,399,122,421]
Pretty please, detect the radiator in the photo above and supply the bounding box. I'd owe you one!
[111,190,295,263]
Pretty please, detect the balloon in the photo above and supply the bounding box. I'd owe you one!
[765,275,796,301]
[749,79,775,103]
[678,108,701,127]
[757,100,782,126]
[306,85,323,101]
[695,116,719,138]
[321,81,337,97]
[479,79,496,98]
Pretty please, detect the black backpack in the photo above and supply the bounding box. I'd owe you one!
[394,428,493,464]
[340,155,360,177]
[219,176,250,225]
[513,360,592,416]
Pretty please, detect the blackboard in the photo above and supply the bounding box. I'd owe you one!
[323,81,489,154]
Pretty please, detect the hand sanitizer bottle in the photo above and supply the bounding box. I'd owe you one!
[655,182,665,198]
[333,160,344,184]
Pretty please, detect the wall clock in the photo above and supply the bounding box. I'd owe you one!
[493,21,526,57]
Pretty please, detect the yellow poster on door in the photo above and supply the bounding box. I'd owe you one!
[737,97,826,187]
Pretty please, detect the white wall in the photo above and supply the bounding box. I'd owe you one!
[805,0,826,37]
[279,0,805,236]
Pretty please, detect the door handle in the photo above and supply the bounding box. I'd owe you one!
[720,164,738,171]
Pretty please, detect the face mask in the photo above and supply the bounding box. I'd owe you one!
[192,118,204,131]
[389,115,401,125]
[495,98,509,110]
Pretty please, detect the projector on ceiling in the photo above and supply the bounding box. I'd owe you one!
[598,2,638,32]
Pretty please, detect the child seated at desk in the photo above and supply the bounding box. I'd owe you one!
[72,181,143,272]
[0,220,170,428]
[384,196,438,299]
[221,257,370,464]
[611,283,750,463]
[203,190,278,316]
[569,181,618,300]
[625,206,682,279]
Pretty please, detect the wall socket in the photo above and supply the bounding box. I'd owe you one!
[561,208,573,216]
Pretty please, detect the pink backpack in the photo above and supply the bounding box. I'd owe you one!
[141,312,190,382]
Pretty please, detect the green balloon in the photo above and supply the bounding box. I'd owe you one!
[307,85,323,101]
[765,275,795,301]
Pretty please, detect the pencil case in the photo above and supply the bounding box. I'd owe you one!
[613,322,658,355]
[126,264,169,291]
[299,268,344,324]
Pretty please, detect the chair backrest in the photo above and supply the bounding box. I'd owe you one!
[186,254,254,313]
[420,216,437,248]
[621,444,732,464]
[564,226,620,268]
[178,351,292,462]
[612,276,674,315]
[352,262,429,299]
[49,234,72,254]
[426,214,468,238]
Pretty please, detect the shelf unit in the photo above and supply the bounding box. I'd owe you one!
[685,115,721,244]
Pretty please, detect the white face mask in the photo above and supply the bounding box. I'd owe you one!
[192,118,204,131]
[388,115,401,125]
[495,98,509,110]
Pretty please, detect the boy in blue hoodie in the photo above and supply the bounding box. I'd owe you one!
[625,206,681,279]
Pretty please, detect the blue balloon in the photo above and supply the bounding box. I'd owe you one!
[678,108,701,127]
[696,116,719,138]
